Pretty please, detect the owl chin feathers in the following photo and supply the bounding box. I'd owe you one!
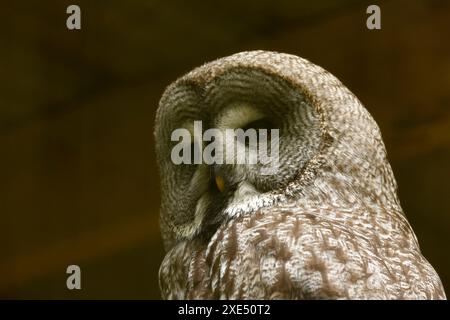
[176,179,283,242]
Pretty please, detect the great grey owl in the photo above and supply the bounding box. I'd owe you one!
[155,51,446,299]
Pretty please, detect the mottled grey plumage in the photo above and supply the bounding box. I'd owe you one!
[155,51,446,299]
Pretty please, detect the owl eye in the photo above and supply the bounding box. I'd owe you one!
[239,117,276,147]
[241,117,275,132]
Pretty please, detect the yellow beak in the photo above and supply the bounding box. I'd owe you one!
[215,175,226,193]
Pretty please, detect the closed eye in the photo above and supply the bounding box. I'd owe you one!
[239,117,277,147]
[241,117,276,132]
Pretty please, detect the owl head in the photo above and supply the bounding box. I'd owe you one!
[155,51,399,251]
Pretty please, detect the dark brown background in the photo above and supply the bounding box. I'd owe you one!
[1,0,449,299]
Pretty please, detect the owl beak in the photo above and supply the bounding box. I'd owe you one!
[215,175,226,193]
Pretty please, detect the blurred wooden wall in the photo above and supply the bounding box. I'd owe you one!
[1,0,449,298]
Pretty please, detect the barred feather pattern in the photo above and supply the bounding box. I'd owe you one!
[156,51,446,299]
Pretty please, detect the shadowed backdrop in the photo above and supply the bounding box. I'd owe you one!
[0,0,449,298]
